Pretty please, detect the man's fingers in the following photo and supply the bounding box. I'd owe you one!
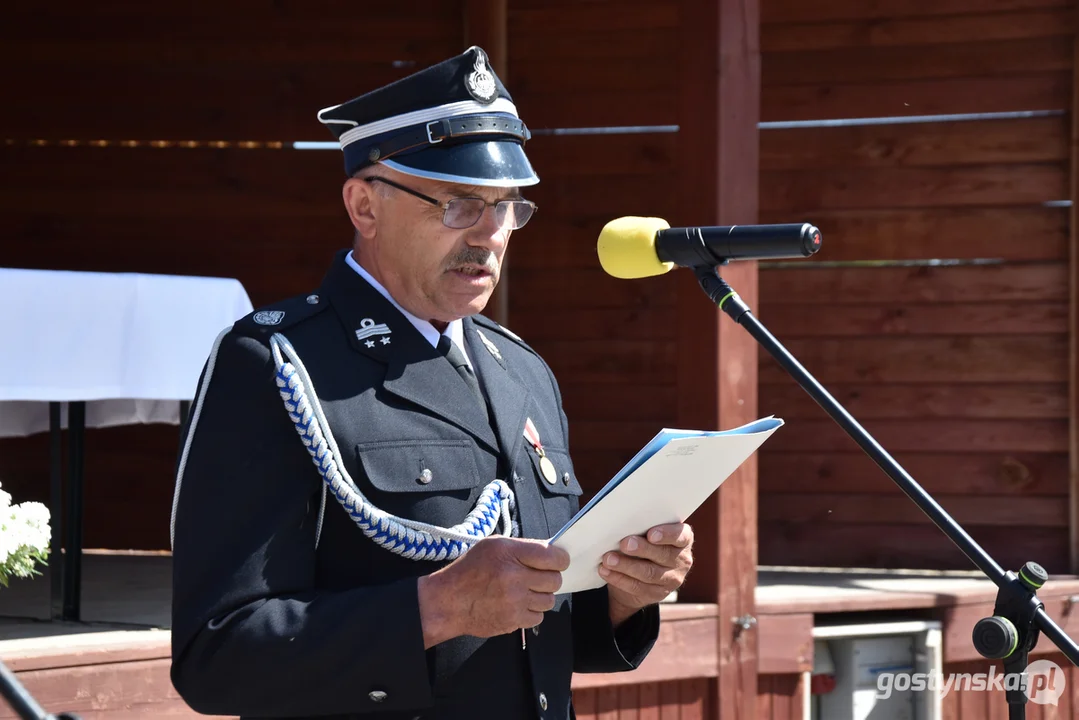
[513,540,570,572]
[526,569,563,594]
[644,523,694,548]
[620,538,682,567]
[604,557,677,587]
[526,591,556,614]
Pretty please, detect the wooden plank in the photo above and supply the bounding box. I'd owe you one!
[512,57,674,96]
[558,383,678,423]
[759,263,1069,304]
[759,452,1070,497]
[758,335,1069,384]
[677,1,761,719]
[2,657,211,720]
[762,0,1070,24]
[764,37,1071,86]
[572,616,719,689]
[760,164,1067,212]
[575,688,598,718]
[596,687,620,720]
[660,681,681,720]
[514,173,680,218]
[510,28,679,63]
[618,685,639,720]
[527,341,677,385]
[757,302,1069,337]
[759,116,1068,170]
[508,268,677,310]
[678,678,708,719]
[765,418,1068,452]
[513,90,679,129]
[509,1,678,34]
[760,493,1068,527]
[0,146,342,216]
[762,7,1074,51]
[1,4,461,140]
[524,133,678,177]
[759,522,1069,572]
[1069,0,1079,575]
[509,306,677,342]
[639,683,660,720]
[762,72,1071,122]
[756,207,1068,262]
[757,676,774,719]
[760,382,1069,419]
[757,613,813,674]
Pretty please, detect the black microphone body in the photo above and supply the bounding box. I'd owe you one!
[656,223,821,267]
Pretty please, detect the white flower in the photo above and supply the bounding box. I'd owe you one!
[0,482,51,587]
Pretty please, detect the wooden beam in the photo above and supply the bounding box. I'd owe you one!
[1069,0,1079,575]
[464,0,510,328]
[677,0,761,717]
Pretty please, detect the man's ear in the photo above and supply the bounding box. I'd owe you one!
[343,176,378,240]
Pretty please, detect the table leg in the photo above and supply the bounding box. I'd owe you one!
[48,403,63,622]
[63,402,85,622]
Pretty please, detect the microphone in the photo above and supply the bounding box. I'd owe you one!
[596,216,822,279]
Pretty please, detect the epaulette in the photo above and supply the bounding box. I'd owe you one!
[233,291,331,339]
[471,313,538,357]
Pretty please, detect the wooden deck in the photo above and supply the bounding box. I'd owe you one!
[0,555,1077,718]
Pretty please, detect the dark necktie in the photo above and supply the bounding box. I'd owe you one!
[438,334,487,411]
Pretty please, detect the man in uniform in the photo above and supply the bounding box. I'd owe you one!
[169,46,694,719]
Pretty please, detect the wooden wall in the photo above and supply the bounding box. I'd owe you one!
[505,0,683,495]
[573,681,712,720]
[756,0,1075,572]
[0,4,464,549]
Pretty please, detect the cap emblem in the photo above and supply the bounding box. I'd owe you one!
[466,52,497,103]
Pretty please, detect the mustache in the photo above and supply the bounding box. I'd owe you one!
[446,246,499,272]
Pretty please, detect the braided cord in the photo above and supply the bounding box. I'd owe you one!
[268,333,517,561]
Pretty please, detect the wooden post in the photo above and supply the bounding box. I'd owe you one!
[677,0,761,718]
[464,0,510,328]
[1069,0,1079,575]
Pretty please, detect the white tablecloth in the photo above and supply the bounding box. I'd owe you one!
[0,267,253,437]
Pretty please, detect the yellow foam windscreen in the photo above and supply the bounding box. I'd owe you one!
[596,216,674,279]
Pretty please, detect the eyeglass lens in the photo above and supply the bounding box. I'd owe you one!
[444,199,535,230]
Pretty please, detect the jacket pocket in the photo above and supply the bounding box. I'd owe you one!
[354,439,490,530]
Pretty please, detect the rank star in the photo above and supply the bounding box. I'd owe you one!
[364,340,375,348]
[380,336,392,345]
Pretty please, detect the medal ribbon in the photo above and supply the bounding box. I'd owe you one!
[523,418,545,457]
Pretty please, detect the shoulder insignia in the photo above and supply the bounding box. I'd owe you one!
[234,291,330,338]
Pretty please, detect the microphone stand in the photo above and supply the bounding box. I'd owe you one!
[694,265,1079,720]
[0,658,80,719]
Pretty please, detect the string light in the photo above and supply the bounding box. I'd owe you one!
[3,138,288,149]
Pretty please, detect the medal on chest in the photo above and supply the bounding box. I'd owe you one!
[524,417,558,485]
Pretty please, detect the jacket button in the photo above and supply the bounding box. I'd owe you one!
[539,692,548,711]
[532,625,540,636]
[369,690,387,703]
[418,468,433,484]
[306,294,319,304]
[562,472,570,485]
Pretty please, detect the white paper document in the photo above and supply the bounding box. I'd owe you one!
[549,417,784,594]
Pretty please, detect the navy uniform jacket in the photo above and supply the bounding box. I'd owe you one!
[170,250,660,719]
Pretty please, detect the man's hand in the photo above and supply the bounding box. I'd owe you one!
[417,537,570,648]
[601,523,694,626]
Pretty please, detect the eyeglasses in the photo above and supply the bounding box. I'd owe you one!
[363,176,537,230]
